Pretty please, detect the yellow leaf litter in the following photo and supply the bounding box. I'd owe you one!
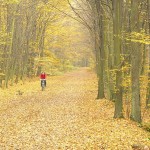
[0,68,149,150]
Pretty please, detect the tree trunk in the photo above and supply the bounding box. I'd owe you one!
[146,0,150,108]
[113,0,123,118]
[130,0,142,123]
[95,0,105,99]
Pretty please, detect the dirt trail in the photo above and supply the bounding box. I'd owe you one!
[0,68,149,150]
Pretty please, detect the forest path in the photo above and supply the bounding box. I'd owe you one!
[0,68,149,150]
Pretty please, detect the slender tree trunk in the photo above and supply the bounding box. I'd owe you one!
[5,4,16,88]
[146,0,150,108]
[95,0,105,99]
[37,24,46,75]
[130,0,142,123]
[146,47,150,108]
[113,0,123,118]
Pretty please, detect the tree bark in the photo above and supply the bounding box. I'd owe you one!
[130,0,142,123]
[113,0,124,118]
[95,0,105,99]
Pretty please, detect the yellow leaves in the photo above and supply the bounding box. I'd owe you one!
[34,50,60,70]
[0,69,150,149]
[36,57,59,64]
[122,31,150,45]
[0,73,5,79]
[130,31,150,44]
[2,0,20,4]
[121,66,130,72]
[122,75,131,88]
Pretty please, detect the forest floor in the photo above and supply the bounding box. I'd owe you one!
[0,68,150,150]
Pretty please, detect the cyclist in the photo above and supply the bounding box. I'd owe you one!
[40,72,46,87]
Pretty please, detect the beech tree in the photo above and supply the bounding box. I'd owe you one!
[112,0,123,118]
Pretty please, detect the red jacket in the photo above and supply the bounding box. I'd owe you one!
[40,73,46,79]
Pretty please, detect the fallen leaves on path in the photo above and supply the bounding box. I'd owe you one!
[0,68,150,150]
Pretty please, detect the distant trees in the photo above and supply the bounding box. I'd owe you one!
[0,0,93,88]
[0,0,40,87]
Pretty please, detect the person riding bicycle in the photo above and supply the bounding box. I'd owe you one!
[40,72,46,87]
